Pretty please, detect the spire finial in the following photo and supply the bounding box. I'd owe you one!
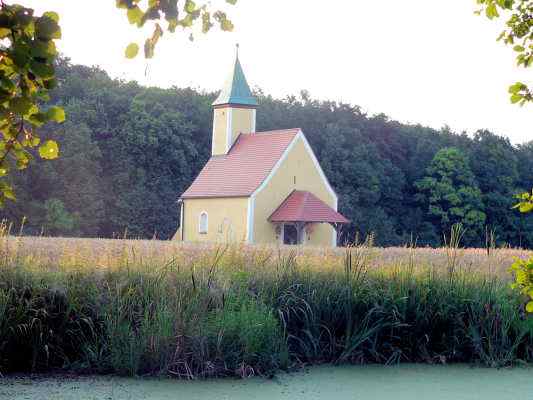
[236,43,239,59]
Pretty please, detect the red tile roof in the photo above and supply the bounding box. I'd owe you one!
[181,129,300,199]
[269,190,349,224]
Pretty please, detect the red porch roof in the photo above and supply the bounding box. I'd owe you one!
[269,190,349,224]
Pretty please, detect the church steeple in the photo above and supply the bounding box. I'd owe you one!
[211,46,257,156]
[213,45,258,107]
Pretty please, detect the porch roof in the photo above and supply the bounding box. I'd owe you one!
[268,190,349,224]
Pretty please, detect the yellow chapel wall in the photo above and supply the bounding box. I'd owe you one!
[230,107,255,145]
[252,136,336,246]
[181,197,249,243]
[212,108,229,156]
[212,107,255,156]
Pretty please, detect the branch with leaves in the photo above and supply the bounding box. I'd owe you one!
[0,0,237,206]
[0,3,65,205]
[117,0,237,59]
[476,0,532,105]
[510,188,533,312]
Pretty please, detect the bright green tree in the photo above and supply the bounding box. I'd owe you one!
[415,147,486,245]
[476,0,533,105]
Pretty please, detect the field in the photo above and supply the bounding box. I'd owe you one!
[1,235,533,378]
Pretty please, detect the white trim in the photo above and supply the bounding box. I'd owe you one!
[331,225,337,247]
[225,108,233,153]
[299,131,338,204]
[332,197,338,247]
[251,109,256,133]
[251,131,300,197]
[211,112,217,156]
[179,201,184,241]
[246,197,255,244]
[252,130,337,203]
[198,211,208,234]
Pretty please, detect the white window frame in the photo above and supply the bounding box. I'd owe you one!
[199,211,208,234]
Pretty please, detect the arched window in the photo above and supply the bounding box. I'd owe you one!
[199,211,208,234]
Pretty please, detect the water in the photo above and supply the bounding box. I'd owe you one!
[1,364,532,400]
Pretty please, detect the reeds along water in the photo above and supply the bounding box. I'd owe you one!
[0,232,533,378]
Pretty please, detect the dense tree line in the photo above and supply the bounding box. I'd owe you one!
[1,59,532,247]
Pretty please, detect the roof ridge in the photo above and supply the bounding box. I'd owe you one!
[254,128,301,135]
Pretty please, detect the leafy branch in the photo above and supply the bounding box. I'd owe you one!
[476,0,533,105]
[0,0,238,206]
[0,3,65,205]
[511,188,533,312]
[116,0,238,59]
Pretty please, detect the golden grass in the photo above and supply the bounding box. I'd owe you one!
[1,235,531,280]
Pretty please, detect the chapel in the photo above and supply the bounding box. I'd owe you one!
[175,50,348,246]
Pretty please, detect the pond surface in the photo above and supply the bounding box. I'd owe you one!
[1,364,532,400]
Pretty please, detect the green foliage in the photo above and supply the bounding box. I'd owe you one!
[511,188,533,312]
[476,0,533,105]
[514,188,533,212]
[510,257,533,312]
[0,3,65,205]
[199,295,286,375]
[415,148,486,245]
[116,0,237,58]
[43,198,76,235]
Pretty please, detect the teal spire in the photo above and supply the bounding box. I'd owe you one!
[213,45,258,107]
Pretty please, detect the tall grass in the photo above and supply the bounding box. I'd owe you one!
[0,235,532,378]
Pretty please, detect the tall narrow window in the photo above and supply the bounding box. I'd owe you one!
[199,212,208,234]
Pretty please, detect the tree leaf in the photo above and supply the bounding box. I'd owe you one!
[43,11,60,23]
[46,106,65,123]
[39,140,59,160]
[30,60,55,79]
[10,97,33,115]
[125,43,139,59]
[127,6,144,26]
[185,0,196,13]
[35,15,61,39]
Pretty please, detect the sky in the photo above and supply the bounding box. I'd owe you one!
[24,0,532,144]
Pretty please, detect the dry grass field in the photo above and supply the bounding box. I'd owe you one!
[2,233,533,377]
[2,235,531,279]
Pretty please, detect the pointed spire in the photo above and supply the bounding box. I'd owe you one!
[213,45,258,107]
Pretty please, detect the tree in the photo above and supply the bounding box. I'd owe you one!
[0,1,237,205]
[415,147,486,245]
[476,0,533,105]
[469,130,521,244]
[43,198,75,236]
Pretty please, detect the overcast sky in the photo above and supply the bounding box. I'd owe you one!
[24,0,532,144]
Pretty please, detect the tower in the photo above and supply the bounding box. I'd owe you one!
[211,46,257,156]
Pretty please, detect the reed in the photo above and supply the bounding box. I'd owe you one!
[0,233,532,378]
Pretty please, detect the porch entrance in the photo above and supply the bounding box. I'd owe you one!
[283,224,300,245]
